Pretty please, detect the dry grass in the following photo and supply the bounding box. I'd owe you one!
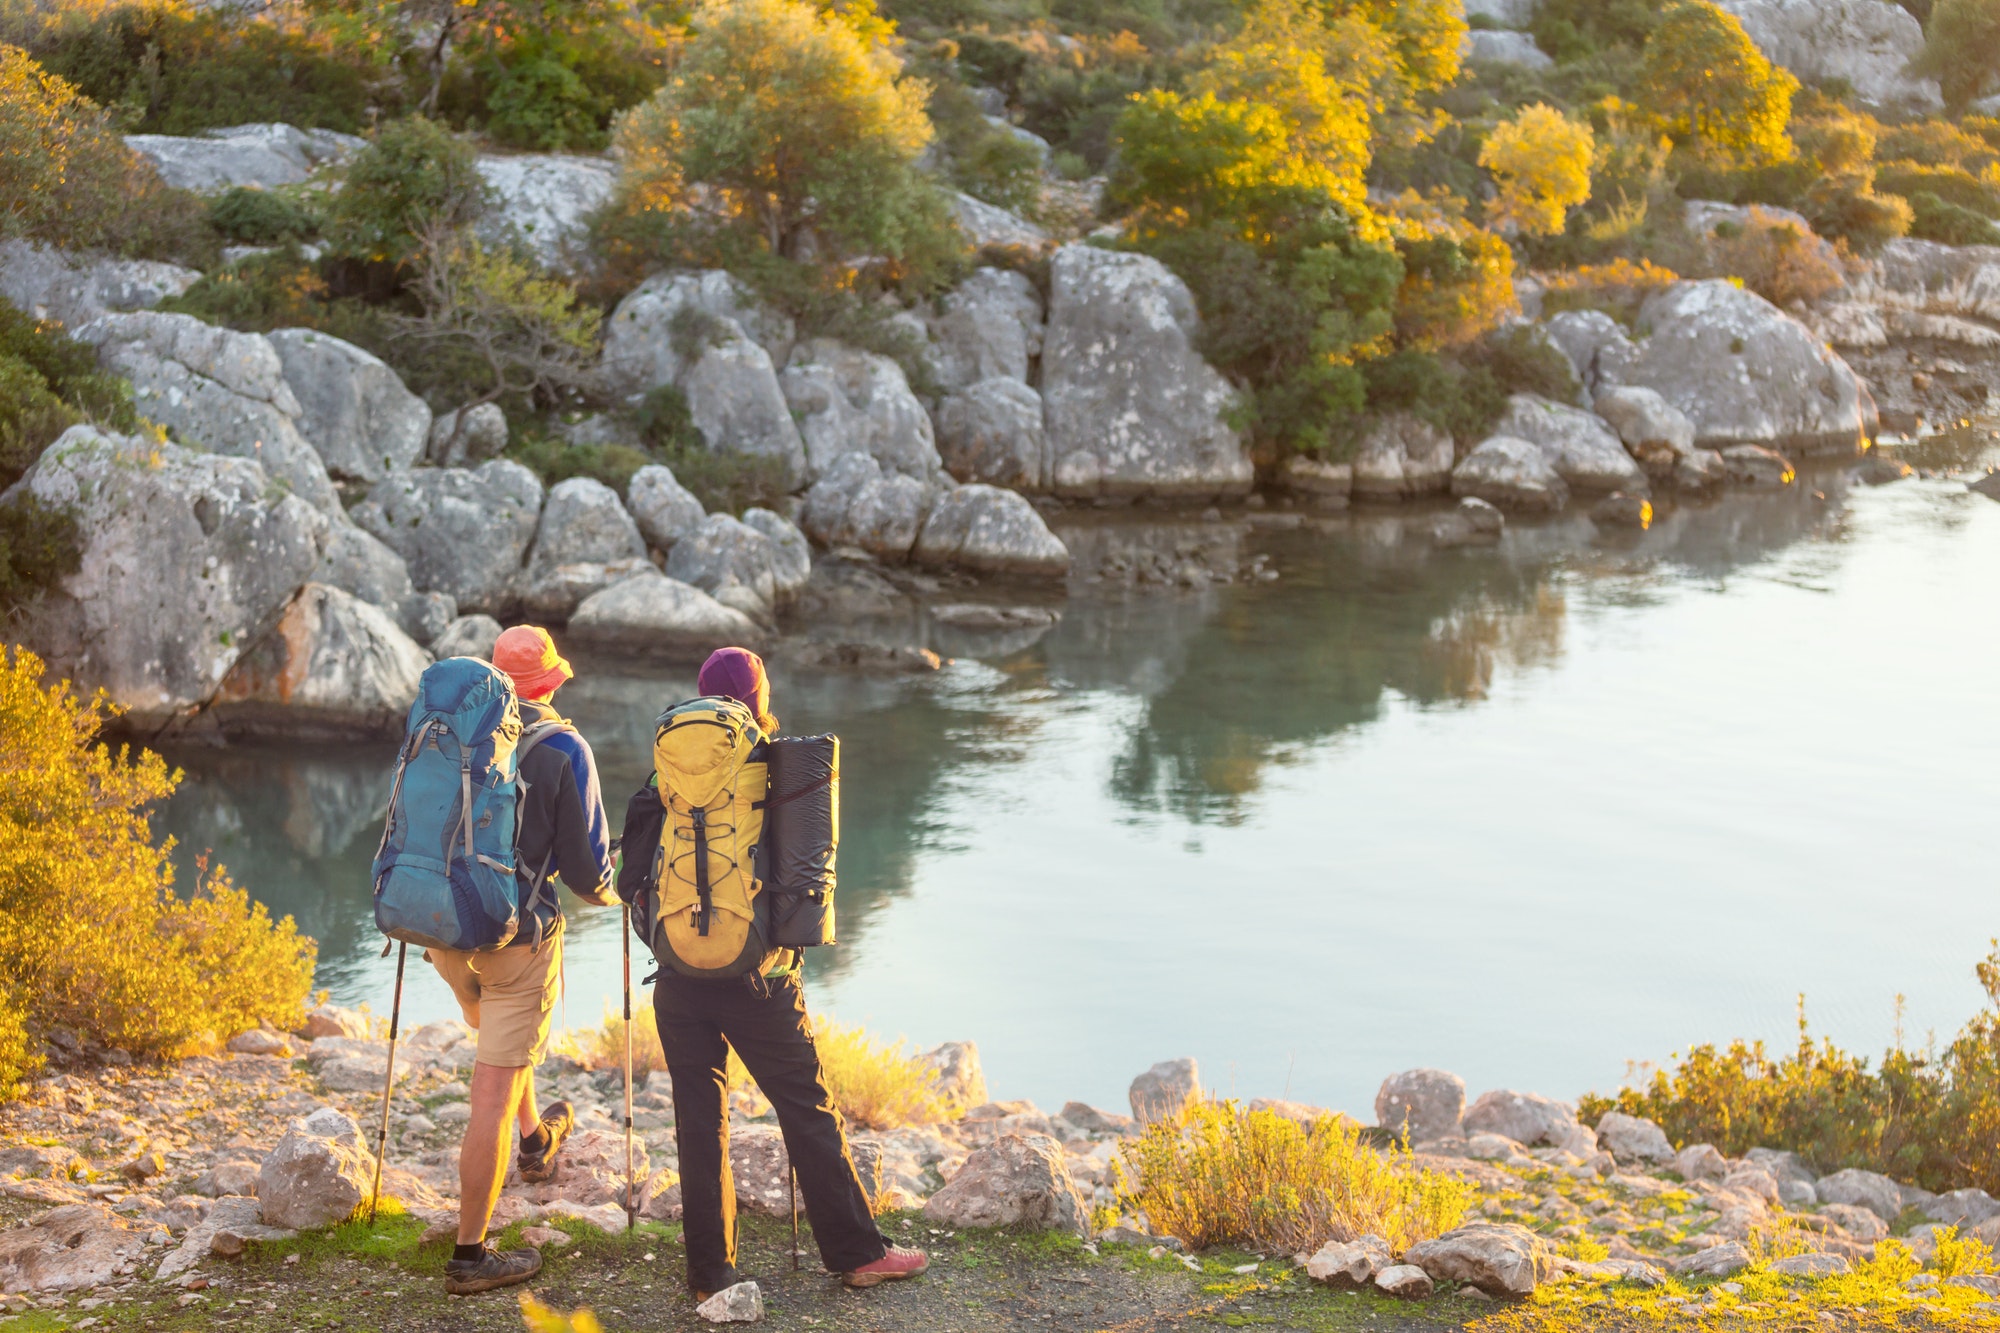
[559,1001,953,1130]
[1114,1098,1474,1256]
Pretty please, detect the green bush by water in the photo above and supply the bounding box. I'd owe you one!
[1580,944,2000,1197]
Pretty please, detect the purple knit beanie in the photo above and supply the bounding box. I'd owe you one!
[697,647,776,734]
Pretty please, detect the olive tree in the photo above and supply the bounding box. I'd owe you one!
[610,0,938,260]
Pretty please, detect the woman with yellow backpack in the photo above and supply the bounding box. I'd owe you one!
[615,646,928,1303]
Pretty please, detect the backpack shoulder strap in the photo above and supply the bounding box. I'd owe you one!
[513,719,581,951]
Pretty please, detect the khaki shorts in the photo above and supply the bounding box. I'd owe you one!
[425,930,563,1069]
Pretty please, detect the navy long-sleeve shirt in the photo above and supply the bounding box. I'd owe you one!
[515,698,617,944]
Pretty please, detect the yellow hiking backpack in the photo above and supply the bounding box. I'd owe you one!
[646,696,783,980]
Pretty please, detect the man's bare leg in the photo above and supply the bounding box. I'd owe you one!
[459,1060,531,1244]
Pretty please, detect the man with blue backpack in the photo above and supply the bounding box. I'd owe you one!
[372,625,617,1296]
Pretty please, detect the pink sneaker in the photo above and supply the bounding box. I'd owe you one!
[842,1244,929,1288]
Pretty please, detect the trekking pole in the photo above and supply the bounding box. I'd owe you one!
[790,1166,800,1271]
[622,903,636,1234]
[367,941,407,1225]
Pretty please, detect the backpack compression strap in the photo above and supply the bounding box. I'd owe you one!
[691,807,711,937]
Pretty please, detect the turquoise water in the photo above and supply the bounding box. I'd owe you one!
[158,439,2000,1120]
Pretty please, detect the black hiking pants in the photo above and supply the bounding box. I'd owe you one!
[652,971,888,1294]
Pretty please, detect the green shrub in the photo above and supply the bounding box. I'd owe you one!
[1116,1099,1475,1255]
[505,430,654,495]
[208,187,323,246]
[606,0,945,265]
[1919,0,2000,113]
[1905,190,2000,244]
[1799,175,1913,251]
[923,68,1045,216]
[1359,349,1507,445]
[1531,0,1663,62]
[0,297,135,483]
[1876,119,1997,170]
[1637,0,1797,170]
[15,4,380,135]
[0,495,81,616]
[0,648,316,1088]
[1875,163,2000,219]
[0,43,215,264]
[1580,944,2000,1196]
[637,384,794,512]
[325,116,489,267]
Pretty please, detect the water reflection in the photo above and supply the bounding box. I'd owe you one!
[150,452,2000,1111]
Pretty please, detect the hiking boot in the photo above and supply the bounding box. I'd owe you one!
[842,1245,929,1288]
[443,1244,542,1295]
[517,1101,574,1184]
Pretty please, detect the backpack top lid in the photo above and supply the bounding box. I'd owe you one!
[654,696,763,808]
[411,656,522,769]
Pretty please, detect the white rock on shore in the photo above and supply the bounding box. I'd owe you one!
[12,427,328,728]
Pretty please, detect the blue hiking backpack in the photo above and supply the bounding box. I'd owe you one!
[372,657,569,953]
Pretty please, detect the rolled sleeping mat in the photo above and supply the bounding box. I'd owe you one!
[763,734,838,947]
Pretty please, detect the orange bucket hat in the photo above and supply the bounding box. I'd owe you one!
[490,625,573,699]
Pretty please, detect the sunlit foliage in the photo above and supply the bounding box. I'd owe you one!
[1580,945,2000,1197]
[1480,103,1594,237]
[609,0,939,261]
[1636,0,1796,169]
[1116,1098,1474,1255]
[0,650,316,1093]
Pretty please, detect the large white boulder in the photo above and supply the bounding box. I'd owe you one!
[1040,244,1252,499]
[798,452,933,559]
[1464,29,1553,67]
[912,485,1069,577]
[567,569,763,655]
[627,464,707,551]
[665,513,786,620]
[526,477,647,579]
[0,240,199,329]
[257,1106,375,1231]
[125,122,364,192]
[353,461,545,615]
[1129,1058,1201,1126]
[1375,1069,1466,1144]
[12,427,327,726]
[1715,0,1940,108]
[1405,1223,1554,1297]
[937,377,1046,491]
[921,1134,1089,1235]
[74,311,341,512]
[268,328,431,482]
[211,583,429,740]
[1451,435,1570,511]
[600,269,795,392]
[741,508,812,594]
[1863,240,2000,323]
[475,153,618,271]
[780,337,942,482]
[1351,414,1458,500]
[313,519,455,644]
[600,273,806,484]
[927,266,1044,391]
[1463,1090,1591,1152]
[953,191,1049,249]
[1491,393,1649,492]
[1598,280,1873,455]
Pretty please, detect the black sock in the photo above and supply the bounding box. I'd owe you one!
[453,1241,486,1263]
[521,1125,551,1156]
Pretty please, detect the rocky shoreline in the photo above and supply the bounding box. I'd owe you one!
[3,1012,1997,1320]
[5,123,2000,750]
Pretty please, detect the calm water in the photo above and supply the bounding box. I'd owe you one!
[157,435,2000,1120]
